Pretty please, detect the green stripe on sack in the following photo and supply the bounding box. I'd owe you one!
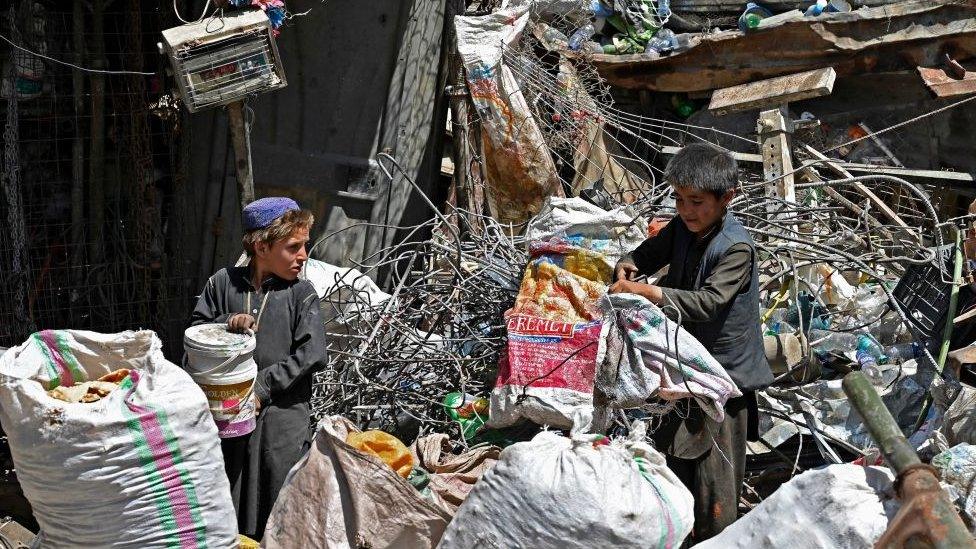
[52,331,88,384]
[634,456,683,549]
[31,333,60,389]
[154,407,208,548]
[119,377,183,548]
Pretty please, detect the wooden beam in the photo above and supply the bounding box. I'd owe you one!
[802,144,910,229]
[918,65,976,98]
[227,101,255,209]
[844,164,975,183]
[758,106,796,204]
[662,145,975,183]
[708,67,836,116]
[660,145,763,164]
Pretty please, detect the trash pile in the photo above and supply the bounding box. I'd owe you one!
[2,1,975,548]
[296,1,976,546]
[535,0,859,60]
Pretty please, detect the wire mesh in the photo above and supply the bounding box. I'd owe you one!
[0,0,194,357]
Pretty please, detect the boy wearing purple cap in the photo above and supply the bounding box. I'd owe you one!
[189,197,328,539]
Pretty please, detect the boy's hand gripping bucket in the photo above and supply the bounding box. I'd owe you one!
[184,323,258,437]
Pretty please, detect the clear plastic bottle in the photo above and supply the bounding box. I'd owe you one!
[856,334,888,364]
[568,22,596,51]
[857,349,883,385]
[645,28,678,55]
[807,329,858,353]
[657,0,672,20]
[885,342,921,362]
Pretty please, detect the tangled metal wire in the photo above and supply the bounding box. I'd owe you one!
[309,208,527,443]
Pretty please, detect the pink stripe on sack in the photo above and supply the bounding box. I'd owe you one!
[124,371,200,549]
[40,330,74,387]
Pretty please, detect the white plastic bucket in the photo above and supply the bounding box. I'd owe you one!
[184,323,258,438]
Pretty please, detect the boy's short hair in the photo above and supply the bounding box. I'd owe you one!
[242,209,314,256]
[664,143,738,198]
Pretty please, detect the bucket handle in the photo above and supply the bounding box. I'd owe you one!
[191,347,247,377]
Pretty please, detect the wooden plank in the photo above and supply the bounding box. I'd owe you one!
[660,145,763,164]
[802,144,911,229]
[592,2,976,92]
[709,68,836,115]
[844,164,975,182]
[662,145,974,183]
[917,66,976,98]
[758,107,796,204]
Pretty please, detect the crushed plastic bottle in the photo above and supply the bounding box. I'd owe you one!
[657,0,672,20]
[568,22,596,51]
[786,292,831,332]
[671,94,695,117]
[765,320,796,336]
[804,0,828,16]
[539,26,570,49]
[645,28,678,55]
[885,342,921,362]
[591,0,615,18]
[443,392,488,441]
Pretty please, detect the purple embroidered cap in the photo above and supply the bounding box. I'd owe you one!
[242,197,300,231]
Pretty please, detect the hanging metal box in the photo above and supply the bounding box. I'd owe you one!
[161,10,286,112]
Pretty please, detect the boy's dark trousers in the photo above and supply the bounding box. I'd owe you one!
[653,392,756,543]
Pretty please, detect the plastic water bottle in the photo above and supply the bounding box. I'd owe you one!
[671,94,695,117]
[657,0,672,20]
[808,329,857,352]
[885,342,921,362]
[645,28,678,55]
[804,0,828,16]
[568,22,596,51]
[857,349,884,385]
[738,2,772,31]
[540,26,570,48]
[857,334,888,364]
[591,0,615,17]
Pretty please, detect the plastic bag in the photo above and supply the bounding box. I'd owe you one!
[439,416,694,549]
[0,330,237,549]
[489,197,648,430]
[263,416,452,548]
[346,430,414,478]
[456,8,563,228]
[410,434,500,514]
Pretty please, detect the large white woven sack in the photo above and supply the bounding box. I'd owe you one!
[0,329,237,549]
[693,464,898,549]
[438,418,694,549]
